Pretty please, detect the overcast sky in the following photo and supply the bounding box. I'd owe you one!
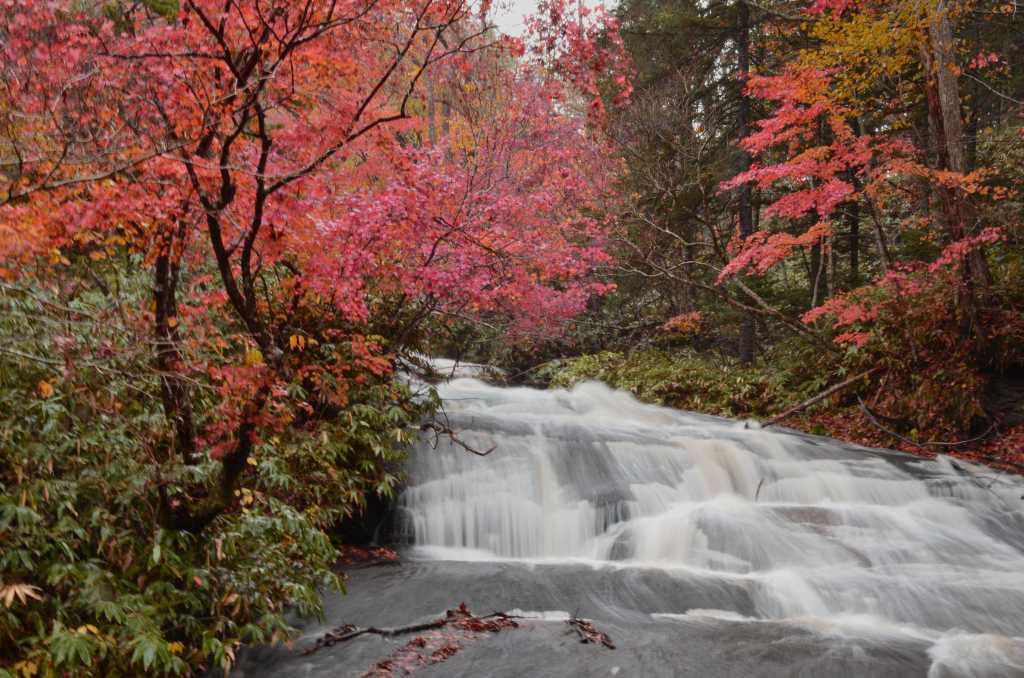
[490,0,539,36]
[490,0,613,36]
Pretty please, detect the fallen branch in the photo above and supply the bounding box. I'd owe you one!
[301,604,520,656]
[765,368,880,427]
[302,620,447,655]
[509,358,562,382]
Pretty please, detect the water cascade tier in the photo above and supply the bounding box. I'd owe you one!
[394,375,1024,676]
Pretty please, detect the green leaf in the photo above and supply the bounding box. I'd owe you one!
[142,0,179,19]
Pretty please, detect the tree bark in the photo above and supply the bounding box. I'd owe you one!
[736,0,756,365]
[845,119,862,287]
[809,241,825,307]
[929,2,991,291]
[153,221,198,465]
[920,3,989,334]
[846,198,860,287]
[866,199,893,272]
[427,76,437,146]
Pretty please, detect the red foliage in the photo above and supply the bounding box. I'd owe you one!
[804,0,861,17]
[928,227,1005,272]
[717,68,911,282]
[0,0,631,519]
[526,0,634,124]
[567,617,616,649]
[799,265,1008,437]
[796,410,1024,475]
[661,311,704,336]
[717,48,1019,450]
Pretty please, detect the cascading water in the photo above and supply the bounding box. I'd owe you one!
[395,373,1024,677]
[231,368,1024,678]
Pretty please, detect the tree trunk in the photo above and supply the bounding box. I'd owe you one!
[929,3,990,291]
[846,197,860,287]
[866,199,893,272]
[809,241,826,308]
[154,222,198,465]
[930,4,967,174]
[845,119,862,287]
[427,77,437,146]
[736,0,756,365]
[921,3,990,333]
[826,235,835,299]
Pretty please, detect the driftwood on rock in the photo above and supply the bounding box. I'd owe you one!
[301,603,618,678]
[302,619,447,655]
[301,604,520,657]
[765,368,879,427]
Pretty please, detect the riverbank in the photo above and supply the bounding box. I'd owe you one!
[532,349,1024,474]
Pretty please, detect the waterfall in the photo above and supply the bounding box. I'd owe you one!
[397,374,1024,676]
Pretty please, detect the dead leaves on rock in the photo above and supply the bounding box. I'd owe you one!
[568,616,616,649]
[337,545,401,567]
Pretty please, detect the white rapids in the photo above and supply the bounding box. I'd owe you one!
[397,372,1024,677]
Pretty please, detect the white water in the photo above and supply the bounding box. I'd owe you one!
[398,373,1024,676]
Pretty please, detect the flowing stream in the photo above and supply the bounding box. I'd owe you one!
[233,367,1024,677]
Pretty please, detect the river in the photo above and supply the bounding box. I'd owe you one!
[231,366,1024,677]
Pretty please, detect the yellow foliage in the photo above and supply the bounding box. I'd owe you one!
[12,660,38,678]
[799,0,929,115]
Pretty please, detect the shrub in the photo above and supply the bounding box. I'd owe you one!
[803,261,1024,439]
[0,266,426,676]
[543,345,833,419]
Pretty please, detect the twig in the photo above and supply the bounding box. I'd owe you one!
[419,420,496,457]
[0,347,64,368]
[509,359,562,381]
[962,72,1024,105]
[765,368,879,426]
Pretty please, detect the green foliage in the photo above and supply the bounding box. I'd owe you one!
[543,344,836,419]
[142,0,180,18]
[0,263,428,676]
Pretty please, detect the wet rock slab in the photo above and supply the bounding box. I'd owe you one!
[229,560,934,678]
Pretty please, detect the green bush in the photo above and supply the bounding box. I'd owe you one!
[542,344,836,419]
[0,267,427,676]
